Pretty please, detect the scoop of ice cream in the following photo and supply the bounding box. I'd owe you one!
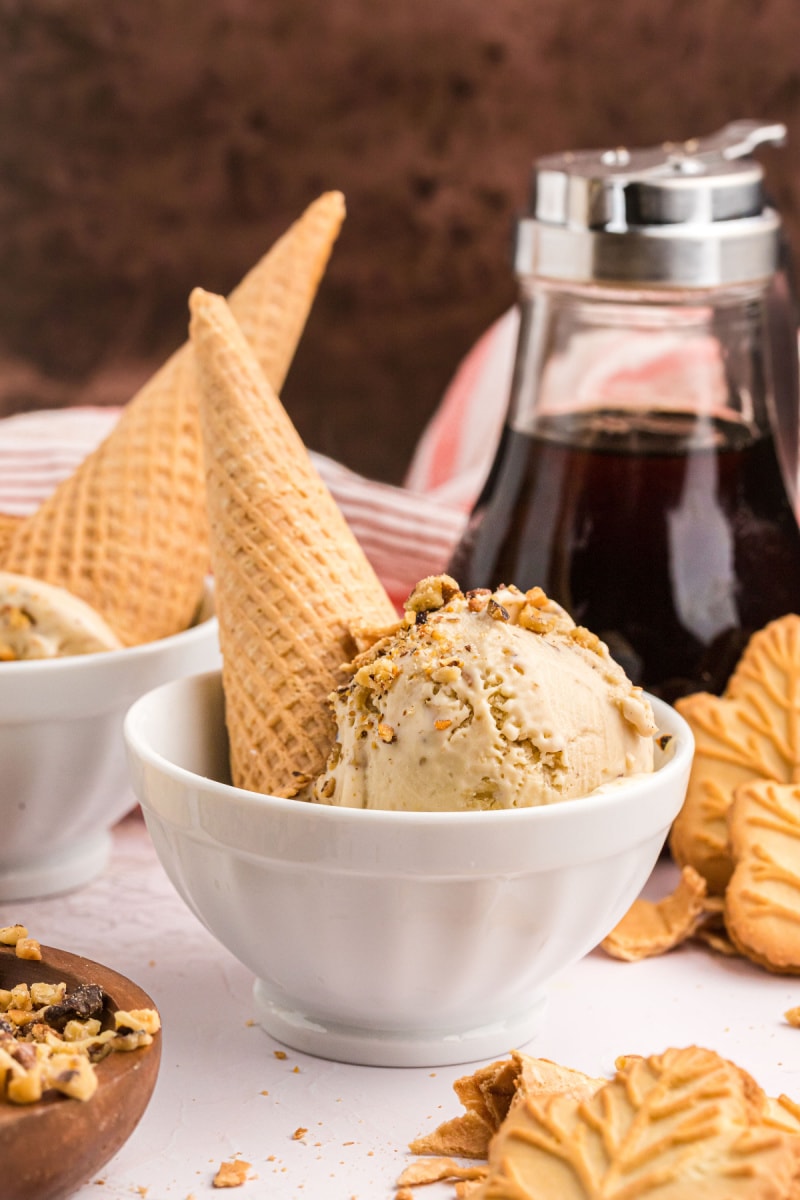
[0,572,123,660]
[312,576,656,811]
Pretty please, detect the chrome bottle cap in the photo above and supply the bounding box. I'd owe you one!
[515,120,786,288]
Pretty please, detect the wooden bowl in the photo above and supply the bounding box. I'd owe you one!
[0,943,161,1200]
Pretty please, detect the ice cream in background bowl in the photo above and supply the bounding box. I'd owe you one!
[0,571,123,660]
[0,579,219,903]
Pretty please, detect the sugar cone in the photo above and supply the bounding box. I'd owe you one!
[189,287,397,797]
[1,192,346,646]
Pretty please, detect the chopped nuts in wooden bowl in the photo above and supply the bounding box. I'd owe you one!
[0,928,161,1200]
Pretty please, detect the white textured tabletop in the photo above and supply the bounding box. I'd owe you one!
[9,813,800,1200]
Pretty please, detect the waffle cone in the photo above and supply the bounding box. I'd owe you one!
[189,287,396,798]
[0,513,21,559]
[2,192,346,646]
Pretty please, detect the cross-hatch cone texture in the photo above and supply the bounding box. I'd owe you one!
[190,287,396,798]
[1,192,346,647]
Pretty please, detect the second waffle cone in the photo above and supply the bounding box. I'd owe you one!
[2,192,346,646]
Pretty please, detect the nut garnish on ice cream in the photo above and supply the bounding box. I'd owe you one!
[312,576,656,811]
[0,571,122,660]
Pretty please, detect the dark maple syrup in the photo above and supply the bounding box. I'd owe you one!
[449,409,800,701]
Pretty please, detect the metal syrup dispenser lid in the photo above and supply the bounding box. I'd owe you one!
[515,120,787,288]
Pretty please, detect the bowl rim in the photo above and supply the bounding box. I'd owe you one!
[125,669,695,830]
[0,578,216,677]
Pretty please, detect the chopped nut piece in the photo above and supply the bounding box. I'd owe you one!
[9,984,32,1012]
[431,665,460,684]
[15,937,42,961]
[29,982,65,1007]
[50,1054,98,1101]
[62,1018,102,1042]
[0,925,28,946]
[44,983,104,1031]
[292,1127,308,1140]
[0,937,159,1107]
[114,1008,161,1035]
[466,589,491,613]
[2,605,32,631]
[377,722,396,743]
[404,575,461,615]
[786,1006,800,1028]
[487,599,509,622]
[7,1064,43,1104]
[570,625,603,654]
[434,719,452,731]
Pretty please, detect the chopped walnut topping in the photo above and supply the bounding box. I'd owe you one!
[434,719,452,731]
[0,605,36,659]
[526,586,552,610]
[377,722,396,743]
[516,604,561,635]
[349,618,405,655]
[487,599,509,622]
[431,665,460,684]
[15,937,42,961]
[404,575,461,616]
[0,943,160,1106]
[2,605,33,631]
[353,655,398,691]
[466,591,491,612]
[30,982,64,1007]
[786,1006,800,1028]
[0,925,28,946]
[114,1008,161,1036]
[569,625,603,654]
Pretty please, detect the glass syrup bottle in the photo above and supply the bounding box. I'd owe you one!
[449,121,800,702]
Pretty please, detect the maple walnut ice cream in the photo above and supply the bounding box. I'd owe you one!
[0,571,122,660]
[311,576,656,812]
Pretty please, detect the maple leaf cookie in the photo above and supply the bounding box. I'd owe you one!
[468,1046,797,1200]
[672,615,800,895]
[725,779,800,973]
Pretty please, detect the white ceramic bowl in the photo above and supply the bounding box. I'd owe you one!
[0,583,219,902]
[125,669,693,1068]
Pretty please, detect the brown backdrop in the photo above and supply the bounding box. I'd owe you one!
[1,0,799,482]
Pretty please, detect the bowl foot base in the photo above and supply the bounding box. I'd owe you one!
[0,831,111,901]
[252,980,548,1067]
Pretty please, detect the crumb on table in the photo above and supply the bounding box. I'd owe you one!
[212,1160,251,1188]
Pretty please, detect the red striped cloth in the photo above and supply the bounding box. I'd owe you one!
[4,312,796,608]
[0,312,514,608]
[404,309,518,508]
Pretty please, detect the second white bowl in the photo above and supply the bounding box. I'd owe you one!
[0,583,220,901]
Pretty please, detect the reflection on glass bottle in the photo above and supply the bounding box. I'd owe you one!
[450,284,800,702]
